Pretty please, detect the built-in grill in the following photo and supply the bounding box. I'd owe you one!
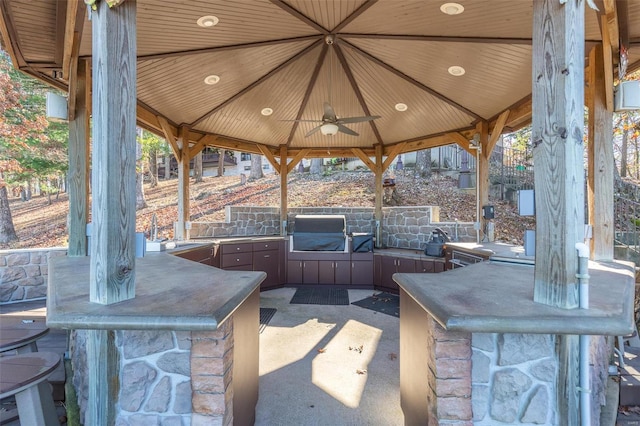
[291,214,347,251]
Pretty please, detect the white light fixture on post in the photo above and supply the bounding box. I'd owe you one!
[320,123,339,136]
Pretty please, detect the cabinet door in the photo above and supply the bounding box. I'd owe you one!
[418,259,435,273]
[287,260,303,284]
[318,260,335,284]
[334,260,351,285]
[302,260,319,284]
[221,252,253,269]
[351,260,373,286]
[434,261,445,273]
[253,250,279,290]
[380,256,398,292]
[396,257,416,273]
[175,245,213,265]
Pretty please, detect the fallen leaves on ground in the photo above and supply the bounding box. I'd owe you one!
[2,170,535,250]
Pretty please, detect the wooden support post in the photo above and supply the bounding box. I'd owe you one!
[67,59,89,256]
[587,45,614,261]
[87,1,135,425]
[374,144,383,248]
[89,0,136,304]
[477,121,489,242]
[532,1,584,424]
[279,145,288,236]
[176,125,190,240]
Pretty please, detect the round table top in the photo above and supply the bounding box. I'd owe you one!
[0,351,61,397]
[0,316,49,352]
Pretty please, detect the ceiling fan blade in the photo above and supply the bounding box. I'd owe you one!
[323,102,337,121]
[281,119,323,123]
[338,115,381,124]
[337,123,359,136]
[305,124,324,137]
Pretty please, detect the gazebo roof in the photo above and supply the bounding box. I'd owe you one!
[1,0,639,157]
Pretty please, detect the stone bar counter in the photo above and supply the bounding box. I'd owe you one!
[394,259,635,425]
[47,253,265,425]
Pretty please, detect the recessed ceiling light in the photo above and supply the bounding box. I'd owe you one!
[261,108,273,116]
[440,3,464,15]
[395,103,408,112]
[197,15,219,28]
[204,75,220,85]
[448,66,466,76]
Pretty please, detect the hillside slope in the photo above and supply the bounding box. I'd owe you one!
[2,171,534,250]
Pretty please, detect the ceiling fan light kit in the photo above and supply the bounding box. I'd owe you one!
[320,123,340,136]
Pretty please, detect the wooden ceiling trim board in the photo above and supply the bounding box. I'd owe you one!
[190,39,322,127]
[287,149,310,173]
[504,98,533,131]
[207,136,260,155]
[334,43,383,144]
[0,2,26,68]
[601,15,614,111]
[63,1,83,83]
[351,148,376,171]
[157,116,180,161]
[136,35,321,61]
[189,135,217,159]
[340,39,482,121]
[382,142,406,172]
[341,33,533,45]
[258,144,281,171]
[332,0,378,33]
[269,0,328,34]
[487,110,510,155]
[403,134,456,154]
[287,43,328,145]
[603,0,620,52]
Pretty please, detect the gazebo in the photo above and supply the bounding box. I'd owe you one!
[1,1,639,425]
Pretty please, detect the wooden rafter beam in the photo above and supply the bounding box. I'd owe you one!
[333,1,378,33]
[487,111,510,155]
[334,43,383,144]
[351,148,376,172]
[157,115,181,162]
[341,33,534,44]
[382,142,406,172]
[603,0,620,52]
[447,132,475,156]
[0,2,26,68]
[258,144,281,172]
[269,0,328,33]
[287,149,310,173]
[189,135,217,159]
[62,0,84,83]
[600,14,615,111]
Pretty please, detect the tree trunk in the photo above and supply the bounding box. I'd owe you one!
[621,125,629,177]
[415,149,432,178]
[249,155,264,181]
[149,149,158,187]
[310,158,323,175]
[0,185,18,243]
[194,151,203,183]
[136,128,147,210]
[164,155,171,180]
[217,150,224,177]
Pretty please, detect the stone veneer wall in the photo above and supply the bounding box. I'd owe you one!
[471,333,611,424]
[71,317,235,425]
[189,205,476,248]
[0,248,67,304]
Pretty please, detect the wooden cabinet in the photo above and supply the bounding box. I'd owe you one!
[417,259,445,273]
[287,260,319,285]
[377,255,416,294]
[351,252,374,287]
[253,241,282,290]
[318,260,350,285]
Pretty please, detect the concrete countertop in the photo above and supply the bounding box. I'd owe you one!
[374,247,444,261]
[46,254,265,331]
[394,259,635,335]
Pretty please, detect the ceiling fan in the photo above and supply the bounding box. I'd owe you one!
[291,102,380,137]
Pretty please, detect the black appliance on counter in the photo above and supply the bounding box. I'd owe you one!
[291,215,347,251]
[352,233,374,253]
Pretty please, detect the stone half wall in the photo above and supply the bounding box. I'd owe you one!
[71,317,235,425]
[471,333,611,425]
[0,248,67,304]
[188,205,476,249]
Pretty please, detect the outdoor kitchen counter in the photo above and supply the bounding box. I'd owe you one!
[394,259,636,335]
[373,247,444,261]
[46,254,265,330]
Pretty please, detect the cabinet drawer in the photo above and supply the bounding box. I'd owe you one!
[253,241,280,252]
[223,243,252,254]
[222,252,253,268]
